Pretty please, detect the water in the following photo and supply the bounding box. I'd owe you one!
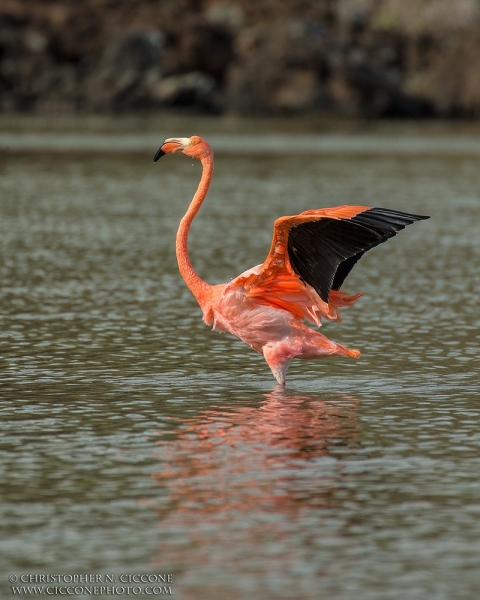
[0,117,479,599]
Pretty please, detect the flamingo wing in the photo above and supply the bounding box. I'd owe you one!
[237,205,429,319]
[287,206,430,302]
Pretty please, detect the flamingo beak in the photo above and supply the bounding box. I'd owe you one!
[154,138,191,162]
[153,146,165,162]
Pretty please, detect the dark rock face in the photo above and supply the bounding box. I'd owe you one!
[86,29,165,110]
[225,20,331,115]
[404,35,480,116]
[162,18,233,81]
[0,0,479,117]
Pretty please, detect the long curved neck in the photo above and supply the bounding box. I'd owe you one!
[176,152,213,305]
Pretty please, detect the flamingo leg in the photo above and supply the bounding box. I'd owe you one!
[263,342,296,386]
[262,328,360,386]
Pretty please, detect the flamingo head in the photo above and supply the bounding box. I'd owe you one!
[154,136,212,162]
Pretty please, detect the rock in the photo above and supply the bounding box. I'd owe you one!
[225,20,328,114]
[162,18,233,81]
[204,3,245,31]
[150,71,217,109]
[86,29,164,110]
[274,70,323,112]
[341,49,433,117]
[405,35,480,116]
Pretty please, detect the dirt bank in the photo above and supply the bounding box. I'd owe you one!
[1,0,480,117]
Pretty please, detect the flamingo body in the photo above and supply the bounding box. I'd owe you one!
[155,136,429,385]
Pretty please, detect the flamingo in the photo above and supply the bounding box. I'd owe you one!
[154,136,429,385]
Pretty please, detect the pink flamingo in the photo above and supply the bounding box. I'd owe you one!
[155,136,429,385]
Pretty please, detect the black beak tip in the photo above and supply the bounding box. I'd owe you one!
[153,148,166,162]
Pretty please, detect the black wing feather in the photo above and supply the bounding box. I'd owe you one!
[287,207,429,303]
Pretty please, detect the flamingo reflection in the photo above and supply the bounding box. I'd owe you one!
[149,390,360,592]
[151,388,359,523]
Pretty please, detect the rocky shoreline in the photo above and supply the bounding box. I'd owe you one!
[1,0,480,118]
